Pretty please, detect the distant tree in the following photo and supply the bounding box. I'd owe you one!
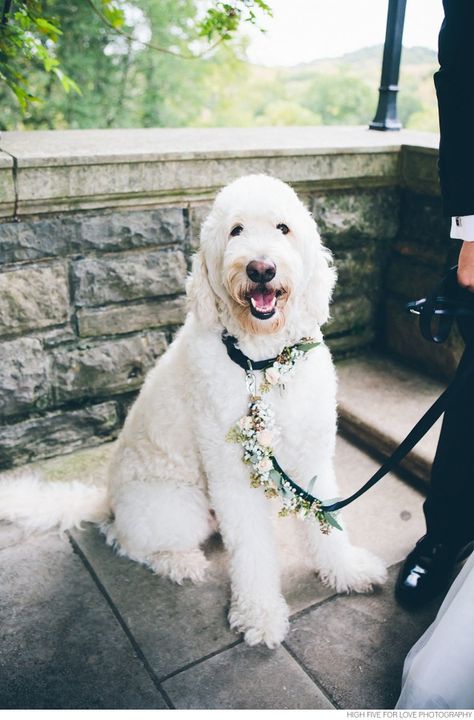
[0,0,272,123]
[302,71,376,126]
[255,100,321,126]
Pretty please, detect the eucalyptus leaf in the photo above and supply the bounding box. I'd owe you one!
[324,512,343,531]
[297,342,320,352]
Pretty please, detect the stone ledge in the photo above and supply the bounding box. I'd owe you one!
[0,127,439,217]
[0,150,15,217]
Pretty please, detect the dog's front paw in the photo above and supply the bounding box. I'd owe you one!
[229,594,289,648]
[320,546,388,594]
[148,549,210,585]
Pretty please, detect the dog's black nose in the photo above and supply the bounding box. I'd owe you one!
[246,260,276,283]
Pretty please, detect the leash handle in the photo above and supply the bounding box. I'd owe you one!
[407,265,474,344]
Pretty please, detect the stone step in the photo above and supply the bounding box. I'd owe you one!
[337,353,447,488]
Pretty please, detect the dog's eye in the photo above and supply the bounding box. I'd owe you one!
[230,225,243,237]
[277,223,290,235]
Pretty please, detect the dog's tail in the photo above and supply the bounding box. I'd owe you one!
[0,470,110,534]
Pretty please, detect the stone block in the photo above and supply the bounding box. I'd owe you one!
[0,216,73,264]
[71,525,236,678]
[285,566,441,709]
[189,202,212,251]
[386,253,445,300]
[163,642,333,710]
[0,402,119,469]
[72,249,187,307]
[398,190,450,253]
[332,244,379,301]
[77,296,186,338]
[0,154,15,218]
[70,207,186,253]
[325,296,373,337]
[326,326,375,357]
[0,263,69,337]
[385,296,462,380]
[312,188,400,247]
[51,330,167,402]
[0,535,167,708]
[0,337,50,418]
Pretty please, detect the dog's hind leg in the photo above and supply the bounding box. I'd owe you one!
[105,481,214,584]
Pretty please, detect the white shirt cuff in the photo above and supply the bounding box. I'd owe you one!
[451,215,474,241]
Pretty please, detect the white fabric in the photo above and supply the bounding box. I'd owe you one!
[451,215,474,241]
[396,550,474,709]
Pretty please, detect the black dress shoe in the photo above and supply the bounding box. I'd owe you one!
[395,535,459,608]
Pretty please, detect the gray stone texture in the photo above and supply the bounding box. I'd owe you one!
[0,263,69,337]
[189,202,212,251]
[77,296,186,338]
[0,534,168,709]
[285,566,442,709]
[0,337,50,418]
[163,642,333,710]
[337,354,445,486]
[313,188,400,247]
[0,216,71,264]
[51,331,167,403]
[0,402,119,469]
[70,207,186,253]
[325,296,373,338]
[0,207,186,264]
[70,526,236,678]
[72,249,187,307]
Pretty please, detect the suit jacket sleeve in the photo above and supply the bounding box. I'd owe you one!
[435,0,474,217]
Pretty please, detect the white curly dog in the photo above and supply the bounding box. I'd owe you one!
[0,174,386,648]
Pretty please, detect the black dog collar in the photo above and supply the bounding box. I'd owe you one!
[221,332,278,371]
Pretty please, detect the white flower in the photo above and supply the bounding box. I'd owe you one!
[257,457,273,474]
[265,366,280,385]
[238,416,253,431]
[257,430,273,447]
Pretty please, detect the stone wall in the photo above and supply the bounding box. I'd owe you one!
[0,127,439,468]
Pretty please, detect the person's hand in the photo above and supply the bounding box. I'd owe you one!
[457,241,474,292]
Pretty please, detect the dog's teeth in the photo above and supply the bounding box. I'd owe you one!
[250,296,277,313]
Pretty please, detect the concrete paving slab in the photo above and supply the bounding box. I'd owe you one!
[70,525,236,679]
[162,640,334,710]
[0,534,168,709]
[335,436,426,566]
[337,353,445,485]
[285,566,442,710]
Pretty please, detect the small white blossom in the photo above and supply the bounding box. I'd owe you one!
[257,457,273,474]
[265,367,280,385]
[257,430,273,447]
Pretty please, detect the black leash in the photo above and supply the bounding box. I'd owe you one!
[223,267,474,516]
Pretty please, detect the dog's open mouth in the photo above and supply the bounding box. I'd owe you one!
[247,286,283,320]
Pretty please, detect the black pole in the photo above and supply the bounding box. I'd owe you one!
[370,0,407,131]
[1,0,13,25]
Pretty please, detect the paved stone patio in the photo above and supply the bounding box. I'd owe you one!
[0,433,445,710]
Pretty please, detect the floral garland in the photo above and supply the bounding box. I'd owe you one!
[226,338,342,534]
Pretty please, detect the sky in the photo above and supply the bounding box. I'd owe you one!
[245,0,444,66]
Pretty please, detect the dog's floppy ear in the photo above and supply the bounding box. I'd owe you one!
[300,217,337,327]
[186,250,220,328]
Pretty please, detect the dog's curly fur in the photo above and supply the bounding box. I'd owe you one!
[0,174,386,648]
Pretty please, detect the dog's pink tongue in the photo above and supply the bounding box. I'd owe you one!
[250,288,276,311]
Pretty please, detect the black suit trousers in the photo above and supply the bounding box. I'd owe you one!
[423,319,474,550]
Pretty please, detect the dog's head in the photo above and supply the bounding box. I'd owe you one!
[187,174,336,336]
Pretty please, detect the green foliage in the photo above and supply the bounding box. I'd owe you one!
[0,0,272,120]
[302,71,376,126]
[0,0,81,110]
[0,0,439,136]
[198,0,272,41]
